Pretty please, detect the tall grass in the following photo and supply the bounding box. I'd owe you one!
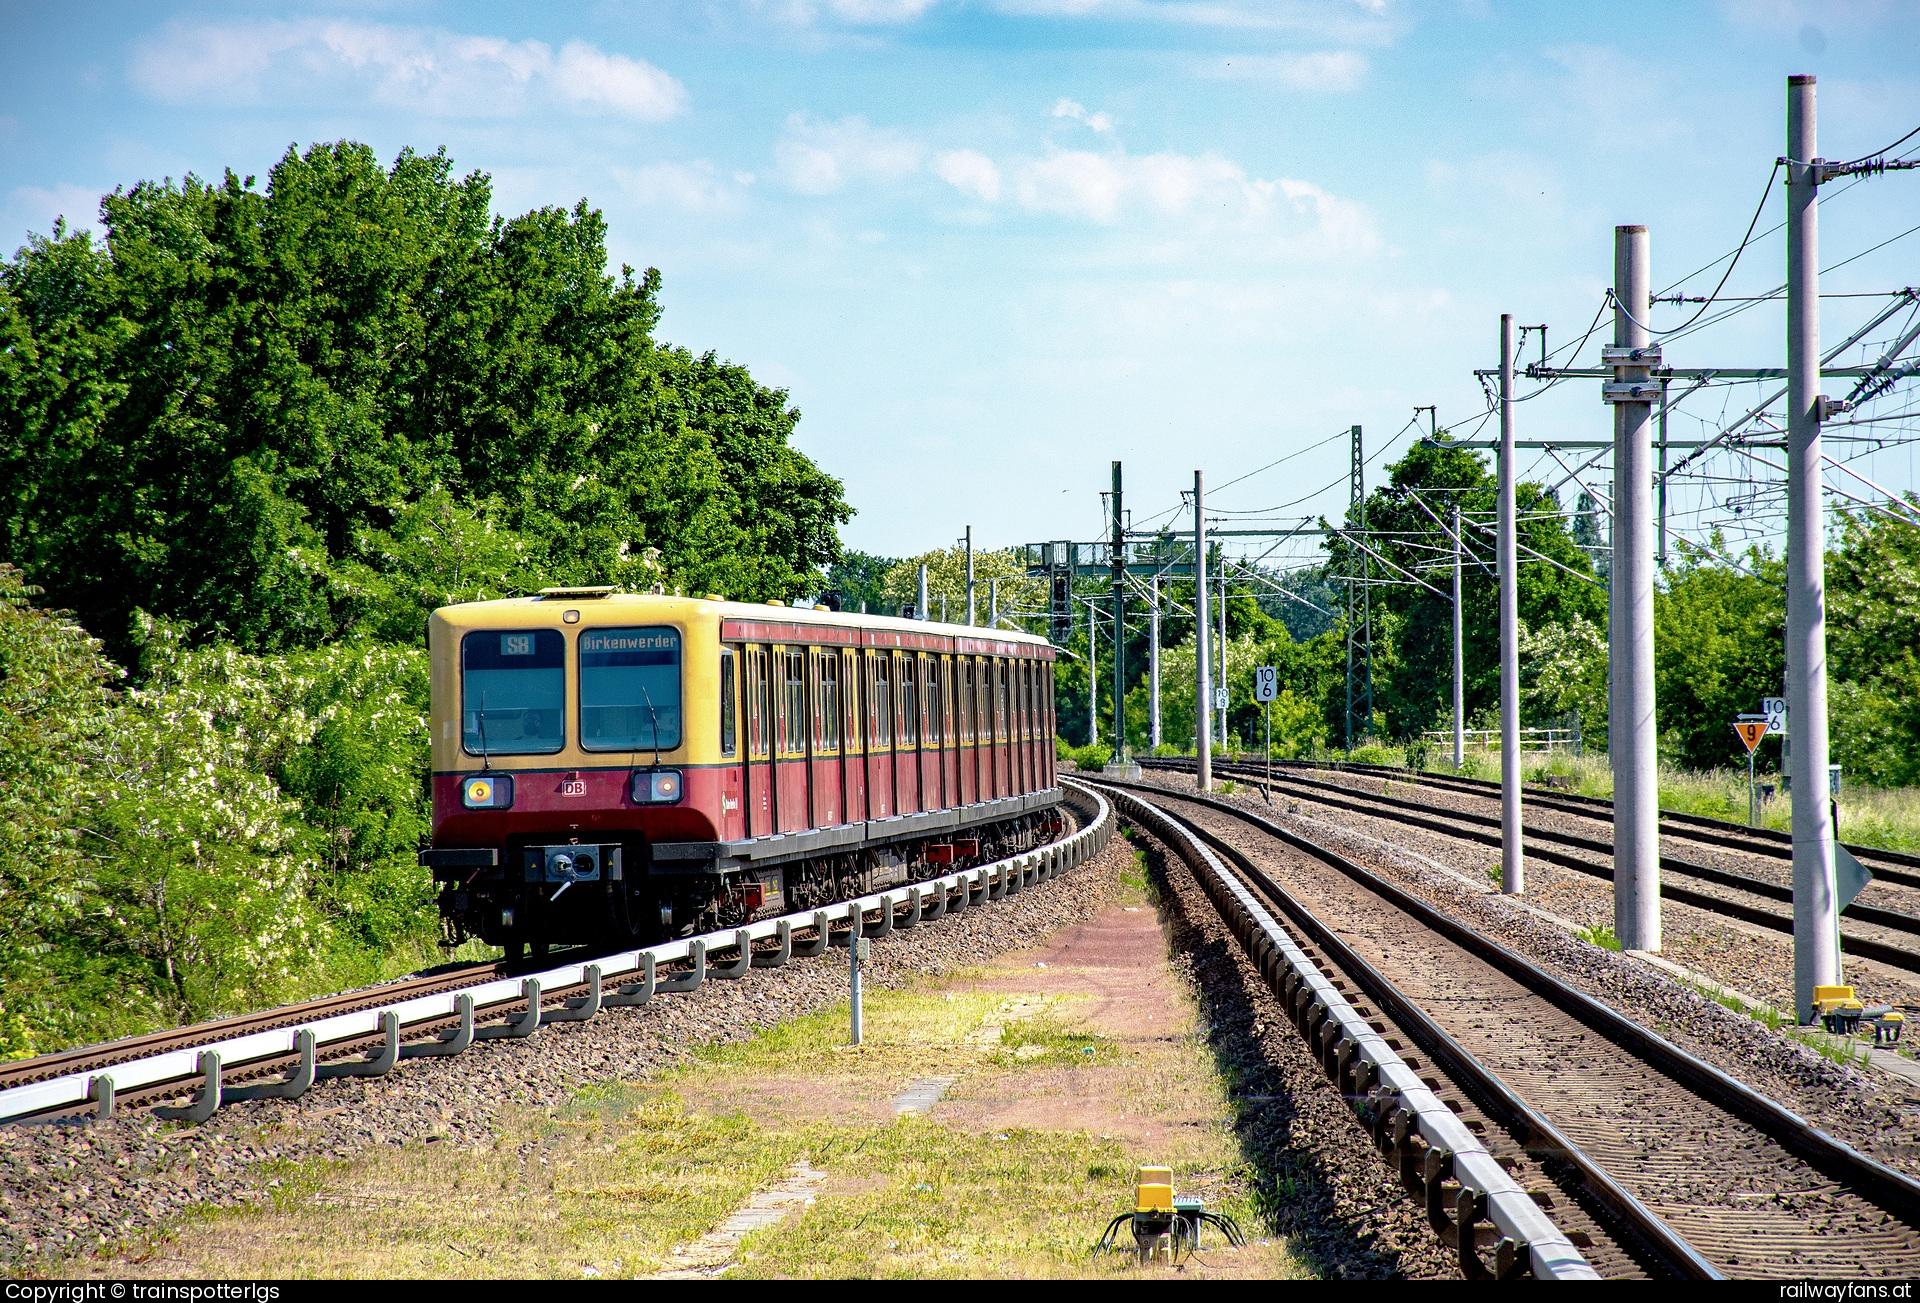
[1418,748,1920,854]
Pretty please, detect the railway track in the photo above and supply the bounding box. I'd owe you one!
[1145,757,1920,976]
[1092,776,1920,1280]
[1289,757,1920,880]
[1,796,1112,1127]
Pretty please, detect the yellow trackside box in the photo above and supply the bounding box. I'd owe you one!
[1813,985,1862,1012]
[1136,1167,1174,1214]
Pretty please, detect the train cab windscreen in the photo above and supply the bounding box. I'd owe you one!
[462,629,566,755]
[579,626,683,752]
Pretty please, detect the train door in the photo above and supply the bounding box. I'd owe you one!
[957,657,975,805]
[745,646,773,837]
[869,650,892,818]
[929,655,948,810]
[814,647,843,826]
[844,647,865,821]
[1012,658,1027,794]
[719,646,744,838]
[994,658,1009,798]
[777,647,808,832]
[897,652,921,813]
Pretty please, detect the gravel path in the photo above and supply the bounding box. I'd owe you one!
[1,835,1129,1276]
[1136,772,1920,1181]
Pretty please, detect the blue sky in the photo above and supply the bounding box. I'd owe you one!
[5,0,1918,566]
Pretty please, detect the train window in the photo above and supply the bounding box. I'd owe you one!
[996,660,1009,741]
[818,651,841,752]
[579,626,683,752]
[461,628,566,755]
[899,654,918,747]
[783,649,807,754]
[720,648,737,757]
[958,659,973,744]
[871,652,892,747]
[926,657,944,746]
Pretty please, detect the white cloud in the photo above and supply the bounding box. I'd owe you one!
[1051,98,1115,130]
[757,0,942,24]
[1203,50,1368,91]
[127,21,686,121]
[1010,145,1378,253]
[990,0,1397,38]
[618,161,752,213]
[552,41,687,119]
[776,114,923,194]
[935,149,1002,201]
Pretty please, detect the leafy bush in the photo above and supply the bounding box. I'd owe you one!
[1068,743,1113,772]
[0,571,437,1052]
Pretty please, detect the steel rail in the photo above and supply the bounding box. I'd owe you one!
[1089,782,1600,1279]
[1142,758,1920,974]
[1097,781,1707,1279]
[1327,758,1920,879]
[1196,759,1920,938]
[1,789,1113,1126]
[1090,777,1920,1244]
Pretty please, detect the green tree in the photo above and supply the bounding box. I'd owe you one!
[0,142,849,663]
[1828,507,1920,786]
[1327,440,1606,742]
[1652,542,1786,770]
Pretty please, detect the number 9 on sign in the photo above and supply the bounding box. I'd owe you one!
[1253,665,1280,703]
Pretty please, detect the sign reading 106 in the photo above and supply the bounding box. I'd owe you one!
[1253,665,1280,703]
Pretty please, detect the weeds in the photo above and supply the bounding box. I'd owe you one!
[1576,924,1622,952]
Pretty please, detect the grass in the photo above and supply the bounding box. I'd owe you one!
[91,881,1305,1280]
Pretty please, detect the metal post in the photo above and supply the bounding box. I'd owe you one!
[1195,471,1211,789]
[1087,596,1098,747]
[1750,749,1759,829]
[965,526,975,625]
[1611,226,1659,947]
[989,577,999,628]
[1217,567,1228,749]
[1264,697,1272,803]
[1111,460,1128,763]
[849,935,866,1044]
[1787,73,1839,1020]
[1657,382,1670,568]
[1498,314,1524,896]
[1453,503,1466,771]
[917,563,930,623]
[1149,575,1163,751]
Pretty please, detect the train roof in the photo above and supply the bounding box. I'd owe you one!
[433,591,1057,656]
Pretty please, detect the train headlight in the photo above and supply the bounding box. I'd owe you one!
[632,769,683,805]
[462,774,515,809]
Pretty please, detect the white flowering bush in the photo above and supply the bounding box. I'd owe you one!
[0,578,438,1050]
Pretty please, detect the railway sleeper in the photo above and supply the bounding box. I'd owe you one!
[1100,783,1597,1281]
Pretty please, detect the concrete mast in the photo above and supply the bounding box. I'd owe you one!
[1611,225,1660,947]
[1787,73,1839,1018]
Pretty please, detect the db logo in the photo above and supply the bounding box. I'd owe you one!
[561,779,587,797]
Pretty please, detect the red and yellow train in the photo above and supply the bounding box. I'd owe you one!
[421,589,1064,956]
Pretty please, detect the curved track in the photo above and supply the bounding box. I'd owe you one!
[1146,757,1920,975]
[2,801,1105,1125]
[1093,777,1920,1280]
